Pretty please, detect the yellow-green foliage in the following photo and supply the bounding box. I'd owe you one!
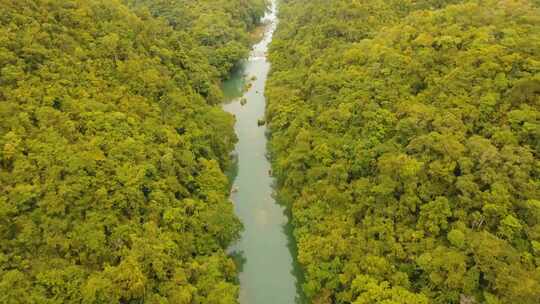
[127,0,268,81]
[267,0,540,303]
[0,0,265,302]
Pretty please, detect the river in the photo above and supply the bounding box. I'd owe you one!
[222,2,304,303]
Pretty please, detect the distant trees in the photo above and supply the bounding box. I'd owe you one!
[0,0,265,302]
[267,0,540,303]
[127,0,267,79]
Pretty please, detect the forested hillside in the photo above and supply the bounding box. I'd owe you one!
[0,0,265,302]
[267,0,540,303]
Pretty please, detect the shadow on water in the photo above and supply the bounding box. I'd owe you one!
[266,142,307,304]
[225,152,239,191]
[279,195,308,304]
[230,250,247,278]
[222,61,247,102]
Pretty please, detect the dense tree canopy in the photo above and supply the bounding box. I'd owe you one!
[0,0,265,303]
[127,0,267,79]
[267,0,540,303]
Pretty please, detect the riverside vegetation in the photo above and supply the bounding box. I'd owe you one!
[0,0,266,302]
[266,0,540,303]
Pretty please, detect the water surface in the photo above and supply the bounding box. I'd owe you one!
[222,2,304,303]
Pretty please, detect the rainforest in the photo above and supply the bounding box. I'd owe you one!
[0,0,266,302]
[0,0,539,304]
[267,0,540,303]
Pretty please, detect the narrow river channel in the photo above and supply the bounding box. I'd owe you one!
[222,2,304,303]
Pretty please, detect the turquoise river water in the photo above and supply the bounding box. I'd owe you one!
[222,2,305,303]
